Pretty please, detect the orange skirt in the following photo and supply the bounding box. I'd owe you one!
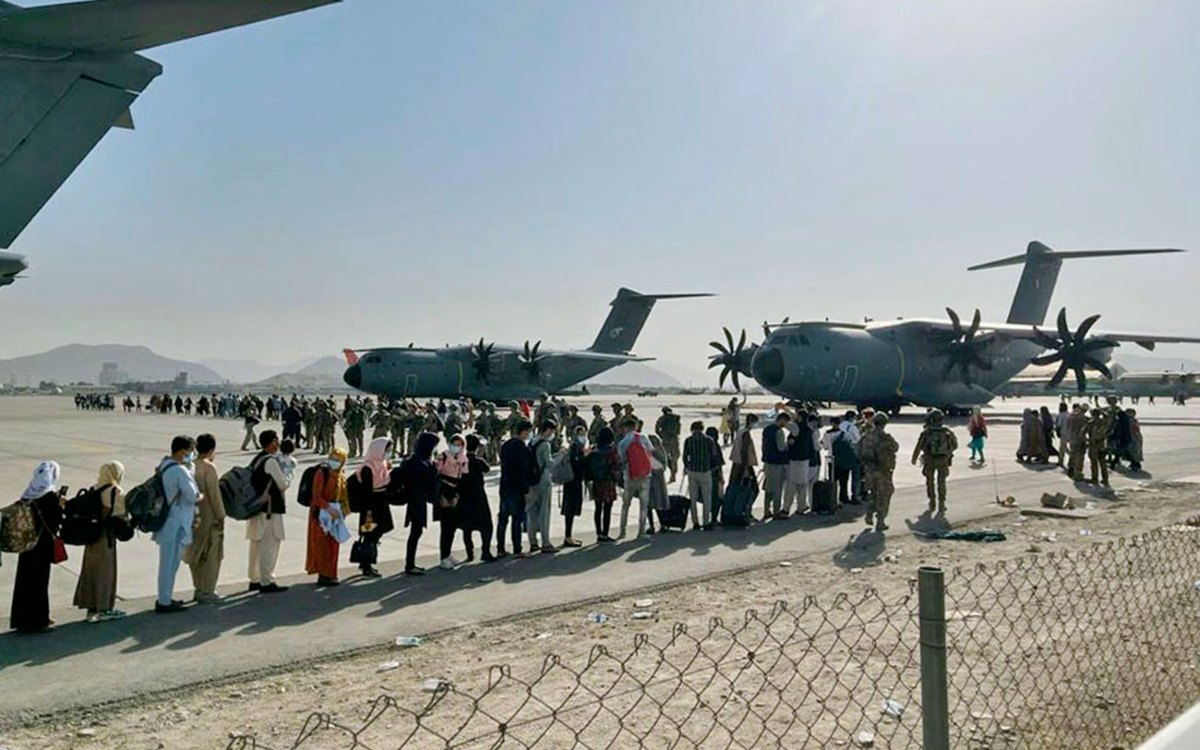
[305,509,340,579]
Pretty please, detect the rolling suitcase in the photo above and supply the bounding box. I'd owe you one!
[656,494,691,531]
[811,458,837,515]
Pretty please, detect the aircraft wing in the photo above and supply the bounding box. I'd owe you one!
[561,351,653,364]
[0,56,158,247]
[869,319,1200,350]
[0,0,339,54]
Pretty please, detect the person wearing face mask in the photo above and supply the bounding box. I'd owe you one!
[306,448,348,586]
[560,425,588,547]
[154,436,201,614]
[434,434,468,570]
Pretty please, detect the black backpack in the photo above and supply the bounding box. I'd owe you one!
[584,449,615,483]
[127,470,171,533]
[296,465,324,509]
[527,439,545,485]
[60,487,108,546]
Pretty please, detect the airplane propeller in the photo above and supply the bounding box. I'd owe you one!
[708,327,758,392]
[470,338,495,384]
[519,340,547,383]
[1031,308,1119,393]
[936,307,993,385]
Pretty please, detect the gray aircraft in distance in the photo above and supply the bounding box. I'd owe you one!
[709,241,1200,414]
[343,289,711,401]
[0,0,340,284]
[0,251,27,287]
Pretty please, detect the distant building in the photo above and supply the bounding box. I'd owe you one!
[98,362,131,386]
[174,371,189,388]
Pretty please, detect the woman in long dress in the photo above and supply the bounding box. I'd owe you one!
[306,448,347,586]
[434,434,467,570]
[10,461,65,633]
[73,461,127,622]
[560,425,587,547]
[646,434,671,534]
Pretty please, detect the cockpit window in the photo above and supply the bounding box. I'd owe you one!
[365,355,382,365]
[799,335,811,347]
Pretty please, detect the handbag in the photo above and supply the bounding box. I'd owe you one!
[33,501,68,564]
[349,537,377,566]
[52,537,68,565]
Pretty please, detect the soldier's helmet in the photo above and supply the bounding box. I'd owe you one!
[873,413,889,428]
[928,408,945,425]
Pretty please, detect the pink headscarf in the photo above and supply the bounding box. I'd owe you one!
[436,435,468,480]
[359,437,392,489]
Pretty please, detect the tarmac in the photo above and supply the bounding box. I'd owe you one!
[1,394,1197,719]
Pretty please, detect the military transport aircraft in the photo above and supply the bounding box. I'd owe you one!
[708,241,1200,414]
[0,0,339,286]
[343,288,711,401]
[999,369,1198,404]
[0,251,27,287]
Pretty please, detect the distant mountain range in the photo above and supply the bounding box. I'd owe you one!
[198,356,322,384]
[0,344,225,387]
[0,344,720,391]
[1113,353,1200,374]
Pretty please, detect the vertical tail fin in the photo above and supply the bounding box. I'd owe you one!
[588,288,713,354]
[968,241,1184,325]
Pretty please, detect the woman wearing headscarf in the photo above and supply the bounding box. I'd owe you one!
[560,425,587,547]
[307,447,348,586]
[967,407,988,466]
[398,432,440,575]
[458,435,496,562]
[10,461,65,633]
[73,461,127,622]
[354,437,394,578]
[588,427,620,542]
[1039,406,1058,462]
[434,434,467,570]
[646,434,671,534]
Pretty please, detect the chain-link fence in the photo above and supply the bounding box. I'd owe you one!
[227,525,1200,750]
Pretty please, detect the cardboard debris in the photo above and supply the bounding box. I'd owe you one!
[1020,507,1105,520]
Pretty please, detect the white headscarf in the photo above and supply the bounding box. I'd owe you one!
[22,460,60,500]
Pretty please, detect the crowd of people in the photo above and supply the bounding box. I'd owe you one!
[1016,397,1144,483]
[7,391,1149,634]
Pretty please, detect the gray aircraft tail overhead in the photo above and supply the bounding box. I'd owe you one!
[0,0,339,250]
[589,288,714,355]
[968,241,1183,325]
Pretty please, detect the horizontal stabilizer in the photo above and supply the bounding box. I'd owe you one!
[968,242,1184,271]
[0,0,340,54]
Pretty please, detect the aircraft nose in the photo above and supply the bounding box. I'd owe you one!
[753,346,785,388]
[343,363,362,389]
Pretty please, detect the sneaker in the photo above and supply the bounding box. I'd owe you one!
[155,601,185,614]
[447,555,463,567]
[85,612,101,624]
[360,566,382,578]
[405,567,425,576]
[439,558,456,571]
[260,583,289,594]
[776,510,791,520]
[247,582,262,593]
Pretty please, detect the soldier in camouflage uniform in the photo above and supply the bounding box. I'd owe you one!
[911,409,958,515]
[370,404,392,440]
[1086,404,1115,486]
[859,412,899,532]
[474,402,500,464]
[654,406,683,483]
[301,399,317,450]
[407,405,426,454]
[1065,403,1089,479]
[343,400,367,458]
[504,402,525,440]
[444,403,464,440]
[588,404,607,445]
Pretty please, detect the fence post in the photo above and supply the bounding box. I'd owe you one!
[919,566,950,750]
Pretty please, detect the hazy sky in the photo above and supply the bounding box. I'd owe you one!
[4,0,1199,377]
